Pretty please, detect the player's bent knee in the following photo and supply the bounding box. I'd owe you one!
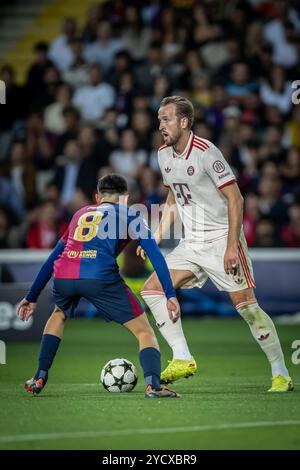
[52,306,67,322]
[141,273,162,295]
[138,330,159,349]
[236,301,273,337]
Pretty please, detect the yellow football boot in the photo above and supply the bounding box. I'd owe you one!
[268,375,294,392]
[160,357,197,384]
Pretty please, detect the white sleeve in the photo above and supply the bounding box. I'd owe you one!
[202,144,236,189]
[158,150,169,186]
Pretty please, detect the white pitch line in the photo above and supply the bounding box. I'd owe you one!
[0,420,300,444]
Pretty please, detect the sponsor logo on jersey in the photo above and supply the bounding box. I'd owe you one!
[187,165,195,176]
[165,167,172,173]
[67,250,97,259]
[213,160,226,173]
[218,171,230,180]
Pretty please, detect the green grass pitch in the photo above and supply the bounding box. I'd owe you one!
[0,317,300,450]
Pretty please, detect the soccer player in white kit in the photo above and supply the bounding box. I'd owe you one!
[138,96,293,392]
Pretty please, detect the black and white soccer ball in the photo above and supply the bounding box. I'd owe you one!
[100,358,138,392]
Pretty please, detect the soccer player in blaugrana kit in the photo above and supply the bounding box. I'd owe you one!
[138,96,293,393]
[17,174,180,398]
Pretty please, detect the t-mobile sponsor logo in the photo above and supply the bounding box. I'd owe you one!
[173,183,192,205]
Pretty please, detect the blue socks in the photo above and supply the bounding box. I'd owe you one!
[139,347,161,390]
[34,334,61,382]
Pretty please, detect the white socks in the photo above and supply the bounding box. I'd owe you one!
[236,301,289,377]
[141,292,193,360]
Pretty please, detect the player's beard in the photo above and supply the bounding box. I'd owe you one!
[165,128,182,147]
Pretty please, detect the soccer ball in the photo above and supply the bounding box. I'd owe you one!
[100,358,138,392]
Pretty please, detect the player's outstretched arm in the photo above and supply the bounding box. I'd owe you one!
[17,240,65,321]
[220,183,244,275]
[139,236,180,323]
[136,188,177,259]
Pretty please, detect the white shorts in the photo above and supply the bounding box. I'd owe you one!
[165,233,256,292]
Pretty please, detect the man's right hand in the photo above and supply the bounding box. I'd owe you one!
[166,297,181,323]
[136,234,161,260]
[17,298,37,321]
[136,244,147,260]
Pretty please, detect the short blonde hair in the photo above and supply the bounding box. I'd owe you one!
[160,96,194,129]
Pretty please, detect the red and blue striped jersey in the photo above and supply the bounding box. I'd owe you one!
[26,203,175,301]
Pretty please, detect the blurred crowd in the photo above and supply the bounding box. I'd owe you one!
[1,0,300,250]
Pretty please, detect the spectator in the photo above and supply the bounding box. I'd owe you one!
[109,128,147,181]
[44,83,73,135]
[285,106,300,149]
[26,112,54,170]
[26,200,67,249]
[83,20,125,72]
[5,142,37,210]
[254,217,282,247]
[62,38,90,90]
[258,174,289,227]
[0,176,24,221]
[226,62,257,104]
[48,17,77,72]
[82,3,103,43]
[135,41,167,95]
[281,147,300,195]
[131,110,153,150]
[243,193,261,247]
[121,5,152,60]
[260,66,293,114]
[281,204,300,247]
[0,65,26,131]
[55,106,81,157]
[73,65,115,122]
[52,139,97,204]
[26,42,53,97]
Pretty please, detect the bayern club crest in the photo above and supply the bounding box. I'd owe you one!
[187,165,195,176]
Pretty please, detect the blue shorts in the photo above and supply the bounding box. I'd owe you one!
[53,278,144,324]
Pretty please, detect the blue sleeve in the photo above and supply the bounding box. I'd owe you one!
[26,240,65,302]
[140,237,175,299]
[127,209,175,299]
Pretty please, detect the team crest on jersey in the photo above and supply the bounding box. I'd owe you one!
[165,167,171,173]
[187,165,195,176]
[213,160,225,173]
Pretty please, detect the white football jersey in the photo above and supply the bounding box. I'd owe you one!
[158,132,236,243]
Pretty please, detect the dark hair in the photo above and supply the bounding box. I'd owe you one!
[160,96,194,129]
[97,174,128,195]
[34,41,49,53]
